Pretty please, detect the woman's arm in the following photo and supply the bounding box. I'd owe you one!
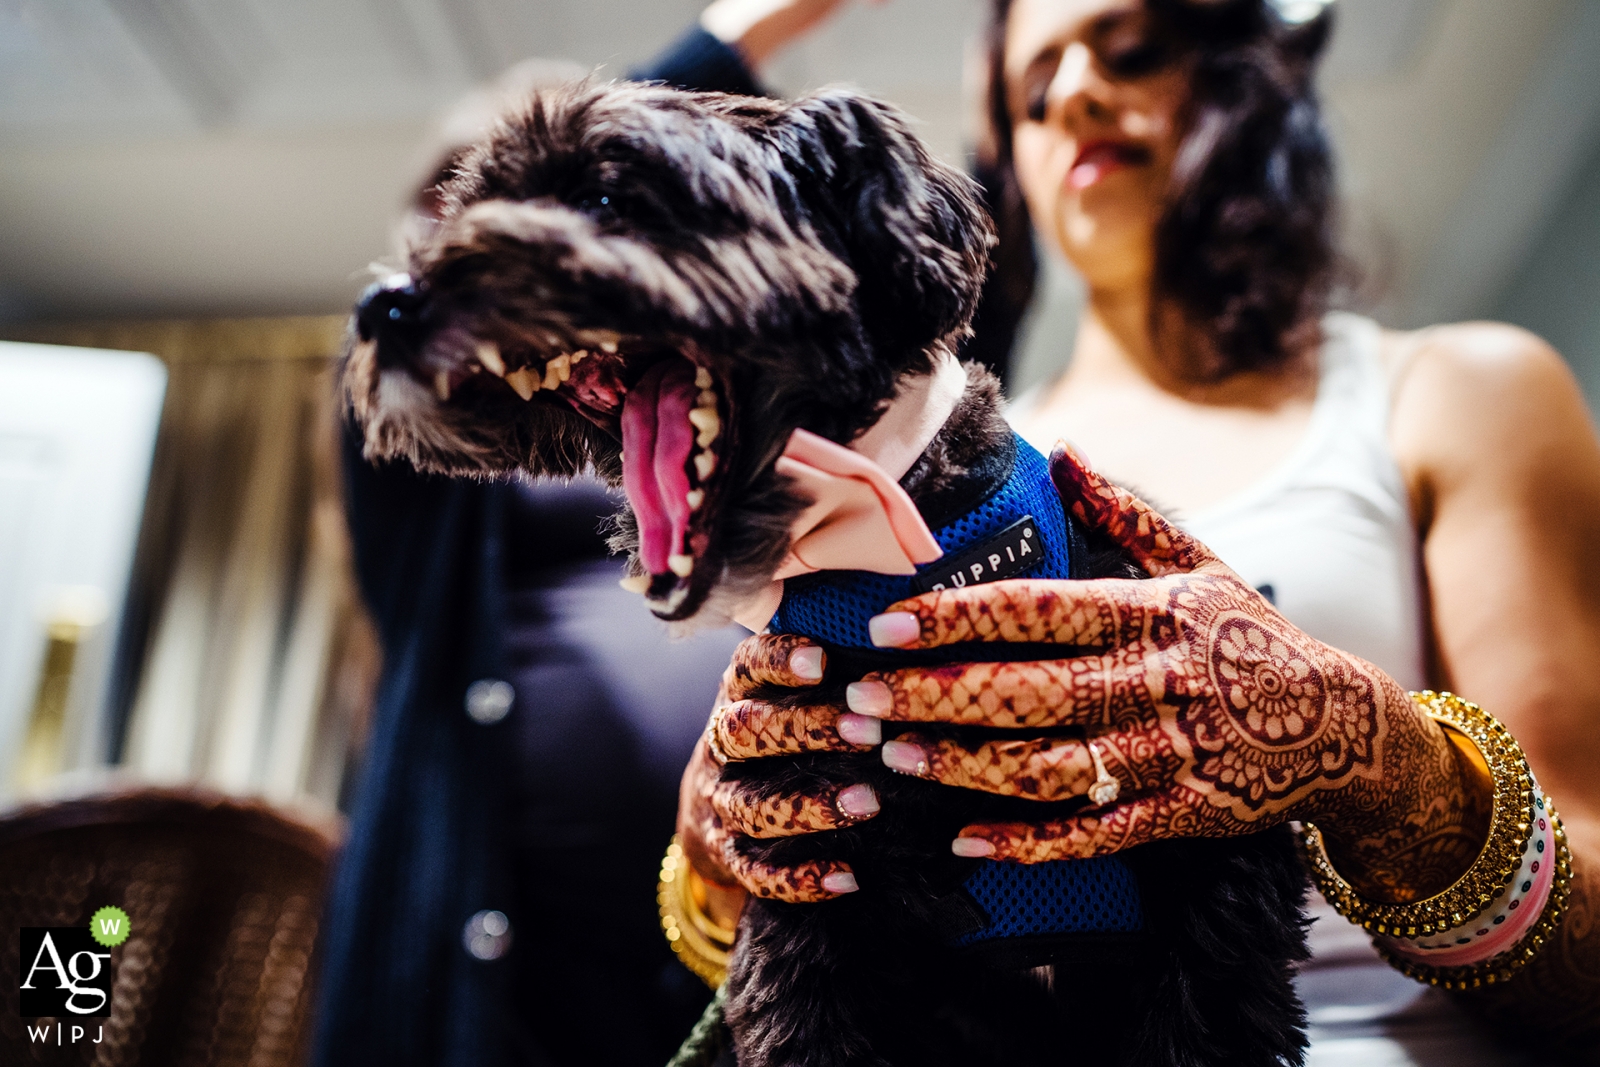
[1392,322,1600,1052]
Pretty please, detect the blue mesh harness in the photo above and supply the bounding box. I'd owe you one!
[771,432,1144,947]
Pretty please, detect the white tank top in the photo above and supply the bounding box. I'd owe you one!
[1181,311,1427,689]
[1013,313,1536,1065]
[1185,314,1536,1065]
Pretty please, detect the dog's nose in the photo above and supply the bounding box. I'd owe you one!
[355,274,430,362]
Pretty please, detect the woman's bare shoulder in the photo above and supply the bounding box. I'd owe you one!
[1383,321,1595,486]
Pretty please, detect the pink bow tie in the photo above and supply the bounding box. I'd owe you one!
[728,353,966,631]
[729,432,946,630]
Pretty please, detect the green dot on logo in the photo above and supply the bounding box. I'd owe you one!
[90,905,131,948]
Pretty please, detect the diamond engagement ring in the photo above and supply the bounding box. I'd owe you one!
[1086,739,1120,806]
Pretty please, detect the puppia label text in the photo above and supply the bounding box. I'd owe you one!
[911,515,1042,594]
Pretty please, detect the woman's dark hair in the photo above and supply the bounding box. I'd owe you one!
[969,0,1336,382]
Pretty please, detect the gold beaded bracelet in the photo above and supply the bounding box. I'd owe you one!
[1302,691,1537,939]
[1376,802,1572,990]
[658,836,735,989]
[1302,691,1572,987]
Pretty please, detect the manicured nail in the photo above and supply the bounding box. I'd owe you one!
[822,871,859,894]
[845,680,892,717]
[836,783,880,818]
[881,739,929,776]
[789,645,824,681]
[951,837,996,858]
[836,713,882,747]
[867,611,920,648]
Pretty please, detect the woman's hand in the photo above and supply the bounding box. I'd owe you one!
[849,446,1493,901]
[681,444,1492,906]
[677,632,883,910]
[701,0,885,69]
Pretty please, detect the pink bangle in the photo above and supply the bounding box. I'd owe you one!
[1375,789,1573,990]
[1381,784,1556,968]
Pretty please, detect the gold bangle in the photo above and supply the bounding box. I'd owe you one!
[658,835,735,988]
[1375,801,1572,990]
[1302,691,1536,938]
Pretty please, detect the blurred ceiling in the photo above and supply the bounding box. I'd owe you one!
[1,0,1597,329]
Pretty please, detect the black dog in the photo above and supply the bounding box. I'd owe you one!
[343,80,1310,1067]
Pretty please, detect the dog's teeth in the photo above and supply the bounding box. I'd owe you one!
[688,406,720,448]
[694,366,713,390]
[698,389,717,408]
[476,341,505,377]
[693,451,716,481]
[667,553,695,577]
[596,333,620,353]
[618,574,650,593]
[686,489,704,511]
[504,367,538,400]
[552,353,572,383]
[570,349,588,364]
[433,370,451,401]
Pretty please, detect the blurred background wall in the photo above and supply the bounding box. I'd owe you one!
[5,0,1600,408]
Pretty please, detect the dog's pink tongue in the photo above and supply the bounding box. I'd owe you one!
[621,359,700,576]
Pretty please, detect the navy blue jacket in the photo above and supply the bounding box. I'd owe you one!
[313,30,764,1067]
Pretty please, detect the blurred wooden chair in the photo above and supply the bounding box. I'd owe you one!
[0,788,337,1066]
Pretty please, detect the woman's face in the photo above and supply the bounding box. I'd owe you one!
[1004,0,1191,293]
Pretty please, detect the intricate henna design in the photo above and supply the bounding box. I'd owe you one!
[682,714,855,902]
[722,632,825,701]
[711,700,866,761]
[681,446,1491,915]
[877,447,1485,902]
[890,730,1167,803]
[711,778,872,838]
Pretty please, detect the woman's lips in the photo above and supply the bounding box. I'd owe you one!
[1069,139,1151,190]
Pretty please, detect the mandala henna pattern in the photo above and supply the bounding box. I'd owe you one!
[679,439,1598,1052]
[879,449,1477,893]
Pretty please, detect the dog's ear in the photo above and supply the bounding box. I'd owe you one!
[767,90,995,363]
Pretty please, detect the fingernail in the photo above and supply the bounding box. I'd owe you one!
[881,739,928,776]
[789,645,824,681]
[867,611,920,648]
[836,783,880,818]
[845,680,892,717]
[951,837,996,858]
[822,871,859,894]
[836,713,882,747]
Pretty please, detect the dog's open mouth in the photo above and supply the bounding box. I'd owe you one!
[415,320,728,618]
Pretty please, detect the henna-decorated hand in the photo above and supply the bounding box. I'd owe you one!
[678,445,1491,907]
[849,446,1491,900]
[677,633,884,907]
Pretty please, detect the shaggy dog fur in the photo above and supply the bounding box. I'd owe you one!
[341,80,1310,1067]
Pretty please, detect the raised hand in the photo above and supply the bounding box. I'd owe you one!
[701,0,884,68]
